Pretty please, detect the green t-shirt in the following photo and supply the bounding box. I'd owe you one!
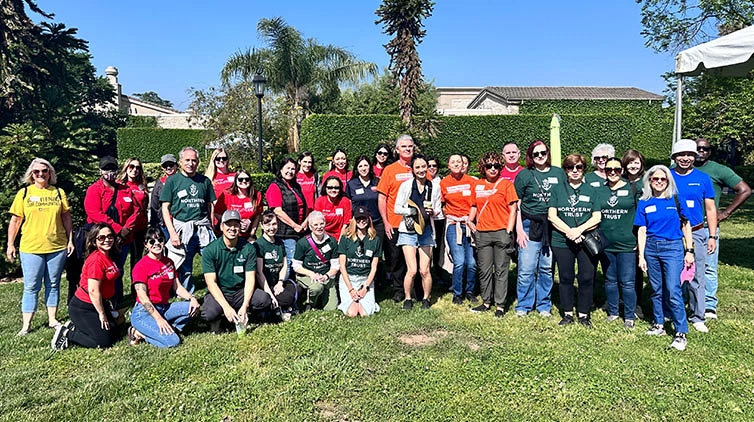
[201,237,257,294]
[338,234,382,276]
[160,172,216,221]
[255,236,286,284]
[598,182,639,253]
[549,182,602,248]
[696,160,743,208]
[585,172,610,197]
[515,167,567,216]
[294,235,339,274]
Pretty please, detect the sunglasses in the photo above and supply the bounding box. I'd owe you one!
[485,163,502,170]
[215,156,228,162]
[326,185,341,190]
[650,177,668,183]
[594,155,609,161]
[428,164,438,168]
[32,168,49,175]
[147,237,166,245]
[376,151,389,156]
[532,151,548,158]
[697,146,712,152]
[565,164,585,171]
[605,167,622,174]
[128,164,142,171]
[96,234,115,242]
[237,177,251,183]
[162,162,176,169]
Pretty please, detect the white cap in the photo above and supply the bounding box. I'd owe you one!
[671,139,698,159]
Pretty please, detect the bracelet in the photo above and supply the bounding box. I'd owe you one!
[685,248,695,254]
[348,288,354,292]
[709,235,719,240]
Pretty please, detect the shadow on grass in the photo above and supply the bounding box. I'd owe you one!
[719,237,754,270]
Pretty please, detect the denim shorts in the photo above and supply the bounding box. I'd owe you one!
[396,229,435,248]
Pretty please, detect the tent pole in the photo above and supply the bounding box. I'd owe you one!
[673,75,683,144]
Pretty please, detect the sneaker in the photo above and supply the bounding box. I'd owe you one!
[465,293,479,304]
[704,309,718,320]
[645,324,666,336]
[470,304,490,313]
[281,312,292,322]
[670,333,687,351]
[538,310,552,318]
[421,299,431,309]
[452,295,464,306]
[515,310,527,318]
[606,315,620,323]
[402,300,414,310]
[494,309,505,318]
[17,329,29,336]
[51,323,70,351]
[623,320,635,329]
[578,316,593,329]
[209,319,223,334]
[559,315,574,326]
[692,321,709,333]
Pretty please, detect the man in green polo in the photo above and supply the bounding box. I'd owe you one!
[200,210,271,333]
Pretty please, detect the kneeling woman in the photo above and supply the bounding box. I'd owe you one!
[338,206,382,317]
[293,211,340,311]
[52,223,122,350]
[255,210,298,320]
[128,228,201,348]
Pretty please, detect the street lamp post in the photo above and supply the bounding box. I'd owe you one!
[252,72,266,171]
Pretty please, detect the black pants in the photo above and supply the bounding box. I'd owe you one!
[67,296,118,349]
[384,227,408,298]
[553,244,597,315]
[272,281,297,310]
[130,229,147,268]
[201,288,271,322]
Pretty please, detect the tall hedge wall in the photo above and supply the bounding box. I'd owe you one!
[117,128,211,162]
[300,113,671,168]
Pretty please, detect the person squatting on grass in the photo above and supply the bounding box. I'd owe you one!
[293,211,340,311]
[51,223,122,350]
[255,210,298,321]
[128,227,200,348]
[337,206,382,317]
[7,158,74,336]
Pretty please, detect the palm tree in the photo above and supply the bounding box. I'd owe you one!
[221,17,378,152]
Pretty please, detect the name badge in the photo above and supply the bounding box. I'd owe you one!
[645,205,657,213]
[590,182,601,187]
[335,208,343,216]
[396,173,412,181]
[578,195,590,202]
[617,190,629,197]
[244,201,253,209]
[227,176,235,182]
[547,177,559,184]
[462,190,471,196]
[233,265,244,273]
[366,249,374,257]
[355,188,365,195]
[686,200,695,208]
[28,196,41,202]
[321,244,332,253]
[167,271,174,279]
[123,196,132,203]
[177,189,188,198]
[475,185,485,191]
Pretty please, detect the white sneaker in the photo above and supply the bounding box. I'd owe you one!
[670,333,687,351]
[705,310,718,320]
[515,310,527,318]
[538,310,552,318]
[692,321,709,333]
[606,315,620,323]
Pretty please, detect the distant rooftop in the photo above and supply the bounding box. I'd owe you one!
[481,86,664,101]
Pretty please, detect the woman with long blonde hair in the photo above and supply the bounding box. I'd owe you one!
[337,206,381,317]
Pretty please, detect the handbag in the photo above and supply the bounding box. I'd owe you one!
[581,227,609,257]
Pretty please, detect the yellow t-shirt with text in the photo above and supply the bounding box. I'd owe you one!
[9,185,70,254]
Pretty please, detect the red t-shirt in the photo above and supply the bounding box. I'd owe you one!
[215,190,264,237]
[500,165,523,183]
[76,250,120,304]
[373,164,384,178]
[440,174,475,218]
[212,171,236,200]
[296,171,318,210]
[314,196,352,239]
[265,182,305,222]
[131,255,176,305]
[471,178,519,232]
[322,169,352,189]
[125,180,149,231]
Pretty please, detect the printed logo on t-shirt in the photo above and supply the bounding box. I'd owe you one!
[568,194,579,207]
[189,184,198,197]
[265,250,279,261]
[607,194,619,208]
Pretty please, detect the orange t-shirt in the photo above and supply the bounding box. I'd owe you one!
[376,161,413,227]
[471,178,519,232]
[440,174,475,219]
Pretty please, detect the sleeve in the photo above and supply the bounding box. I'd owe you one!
[206,178,217,203]
[344,180,353,199]
[633,201,647,226]
[394,181,414,216]
[702,174,716,200]
[214,191,228,216]
[159,177,173,203]
[265,183,283,208]
[376,169,390,196]
[200,246,217,274]
[131,261,146,285]
[82,255,107,281]
[84,183,124,232]
[244,244,257,272]
[514,170,527,198]
[313,196,324,212]
[8,189,25,218]
[293,238,305,261]
[723,167,744,189]
[121,189,139,229]
[338,236,348,255]
[59,189,71,214]
[255,190,264,215]
[547,184,561,211]
[504,181,519,204]
[373,236,383,258]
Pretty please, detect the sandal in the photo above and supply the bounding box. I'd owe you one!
[127,326,144,346]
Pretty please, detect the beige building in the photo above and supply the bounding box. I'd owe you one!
[105,66,202,129]
[436,86,664,115]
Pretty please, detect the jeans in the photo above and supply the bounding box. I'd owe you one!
[704,227,720,311]
[604,251,637,319]
[446,223,477,297]
[475,229,512,306]
[515,218,553,313]
[552,244,596,315]
[687,230,708,323]
[645,237,688,333]
[281,238,297,281]
[178,230,215,294]
[130,301,192,348]
[20,250,67,313]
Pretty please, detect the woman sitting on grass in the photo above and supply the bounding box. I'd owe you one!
[127,227,201,348]
[337,206,381,317]
[293,211,340,311]
[51,223,122,350]
[255,210,298,321]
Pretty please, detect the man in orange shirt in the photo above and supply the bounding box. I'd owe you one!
[377,134,416,302]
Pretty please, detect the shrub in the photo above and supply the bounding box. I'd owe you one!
[117,128,212,163]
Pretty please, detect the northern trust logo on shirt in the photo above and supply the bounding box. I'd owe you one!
[189,184,198,196]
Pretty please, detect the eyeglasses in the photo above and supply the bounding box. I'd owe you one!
[215,156,228,162]
[96,234,115,242]
[650,177,668,183]
[128,164,142,171]
[237,177,251,183]
[485,163,502,170]
[605,167,622,174]
[376,151,389,156]
[326,185,340,190]
[564,164,585,171]
[697,146,712,152]
[594,155,609,161]
[146,237,165,245]
[32,168,49,175]
[162,162,176,169]
[532,151,548,158]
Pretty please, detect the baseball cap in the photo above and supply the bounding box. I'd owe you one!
[161,154,177,165]
[221,210,241,224]
[99,156,118,170]
[354,206,370,220]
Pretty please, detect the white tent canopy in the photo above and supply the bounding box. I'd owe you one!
[673,25,754,143]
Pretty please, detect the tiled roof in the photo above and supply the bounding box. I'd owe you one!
[483,86,664,101]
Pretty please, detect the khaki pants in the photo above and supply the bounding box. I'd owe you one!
[297,274,338,311]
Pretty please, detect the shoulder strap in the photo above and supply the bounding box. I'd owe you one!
[306,235,328,264]
[673,194,687,229]
[476,179,504,222]
[529,169,551,205]
[23,186,28,200]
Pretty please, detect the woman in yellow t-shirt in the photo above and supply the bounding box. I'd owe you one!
[6,158,74,336]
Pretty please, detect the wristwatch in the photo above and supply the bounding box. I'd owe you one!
[684,248,695,254]
[709,235,719,240]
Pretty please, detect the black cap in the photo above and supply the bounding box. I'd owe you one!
[99,156,118,170]
[354,206,370,219]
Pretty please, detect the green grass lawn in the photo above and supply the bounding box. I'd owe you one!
[2,199,754,421]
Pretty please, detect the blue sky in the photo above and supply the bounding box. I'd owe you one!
[38,0,675,110]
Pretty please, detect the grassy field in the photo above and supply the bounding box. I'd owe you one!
[2,199,754,421]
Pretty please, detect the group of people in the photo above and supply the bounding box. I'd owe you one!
[6,134,750,352]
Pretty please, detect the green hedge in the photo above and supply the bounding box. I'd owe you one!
[117,128,211,162]
[300,113,671,167]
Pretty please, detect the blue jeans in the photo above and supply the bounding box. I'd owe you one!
[282,238,297,281]
[515,218,553,313]
[704,227,719,311]
[686,229,708,323]
[130,301,192,348]
[179,230,215,294]
[645,238,688,333]
[604,251,637,319]
[446,223,476,297]
[20,250,67,313]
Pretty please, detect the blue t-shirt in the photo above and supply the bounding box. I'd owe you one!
[634,196,690,241]
[670,168,714,226]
